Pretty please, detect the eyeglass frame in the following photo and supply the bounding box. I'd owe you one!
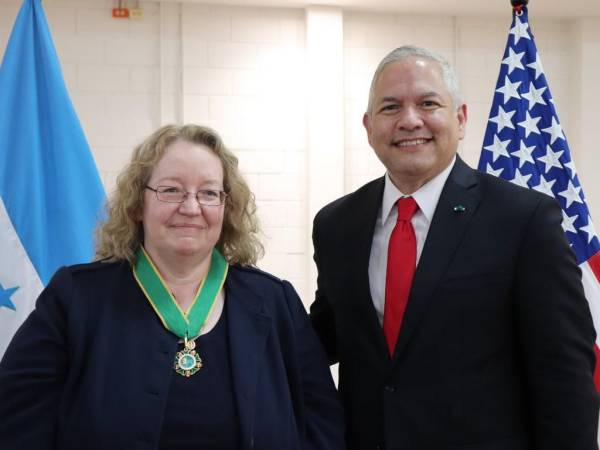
[145,185,228,206]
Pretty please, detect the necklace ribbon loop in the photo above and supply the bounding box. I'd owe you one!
[133,246,228,376]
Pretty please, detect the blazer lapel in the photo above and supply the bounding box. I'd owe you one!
[393,157,482,360]
[342,177,390,357]
[225,269,272,450]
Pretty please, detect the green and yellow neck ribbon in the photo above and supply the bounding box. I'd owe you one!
[133,246,228,339]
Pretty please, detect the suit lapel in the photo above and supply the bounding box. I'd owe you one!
[225,269,272,449]
[393,157,482,360]
[342,177,390,357]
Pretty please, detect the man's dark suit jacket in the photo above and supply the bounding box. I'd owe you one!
[310,156,599,450]
[0,261,345,450]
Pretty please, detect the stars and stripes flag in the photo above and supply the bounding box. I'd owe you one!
[0,0,105,357]
[478,5,600,390]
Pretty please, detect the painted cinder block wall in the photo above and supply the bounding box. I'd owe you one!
[1,0,598,306]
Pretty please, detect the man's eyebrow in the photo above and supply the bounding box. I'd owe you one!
[378,92,443,103]
[420,91,443,99]
[378,96,400,103]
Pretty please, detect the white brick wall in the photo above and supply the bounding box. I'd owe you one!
[343,12,590,187]
[39,0,162,192]
[179,4,309,298]
[1,0,599,307]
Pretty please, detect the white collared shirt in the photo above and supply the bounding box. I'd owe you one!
[368,156,456,326]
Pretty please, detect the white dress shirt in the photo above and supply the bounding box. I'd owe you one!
[368,156,456,325]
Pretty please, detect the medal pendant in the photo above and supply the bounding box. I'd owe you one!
[174,337,202,377]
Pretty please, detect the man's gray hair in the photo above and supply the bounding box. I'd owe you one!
[366,45,462,114]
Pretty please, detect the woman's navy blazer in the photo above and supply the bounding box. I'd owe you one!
[0,260,345,450]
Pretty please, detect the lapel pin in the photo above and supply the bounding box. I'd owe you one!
[453,204,466,213]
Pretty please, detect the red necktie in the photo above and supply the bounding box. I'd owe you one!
[383,197,418,356]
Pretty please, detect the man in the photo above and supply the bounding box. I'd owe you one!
[310,45,599,450]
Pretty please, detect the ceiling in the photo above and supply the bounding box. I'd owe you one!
[160,0,600,18]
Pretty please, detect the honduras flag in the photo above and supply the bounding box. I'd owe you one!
[0,0,105,357]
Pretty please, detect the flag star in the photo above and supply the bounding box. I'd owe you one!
[521,82,547,109]
[517,111,542,138]
[561,210,578,234]
[509,15,531,45]
[558,180,584,208]
[510,168,532,188]
[580,216,598,244]
[537,145,564,173]
[532,176,556,197]
[511,140,536,168]
[526,57,545,80]
[488,105,516,133]
[485,163,504,177]
[564,159,577,177]
[502,48,525,75]
[495,76,521,104]
[541,117,565,144]
[483,135,511,162]
[0,283,18,311]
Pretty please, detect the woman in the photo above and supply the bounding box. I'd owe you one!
[0,124,345,449]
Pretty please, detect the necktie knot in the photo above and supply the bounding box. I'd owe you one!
[397,197,418,222]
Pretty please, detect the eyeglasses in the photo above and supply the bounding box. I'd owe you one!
[146,186,228,206]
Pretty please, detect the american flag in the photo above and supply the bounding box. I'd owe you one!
[477,5,600,389]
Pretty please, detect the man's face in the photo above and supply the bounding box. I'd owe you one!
[363,57,467,193]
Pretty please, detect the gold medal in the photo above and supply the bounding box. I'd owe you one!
[174,335,203,377]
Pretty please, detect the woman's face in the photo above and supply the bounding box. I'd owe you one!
[141,139,225,262]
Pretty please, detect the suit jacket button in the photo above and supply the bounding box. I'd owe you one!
[384,385,395,393]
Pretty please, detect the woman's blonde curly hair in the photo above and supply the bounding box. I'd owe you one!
[95,124,263,266]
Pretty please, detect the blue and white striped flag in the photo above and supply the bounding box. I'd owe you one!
[478,4,600,389]
[0,0,105,357]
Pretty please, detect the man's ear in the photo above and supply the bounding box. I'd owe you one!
[363,112,372,141]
